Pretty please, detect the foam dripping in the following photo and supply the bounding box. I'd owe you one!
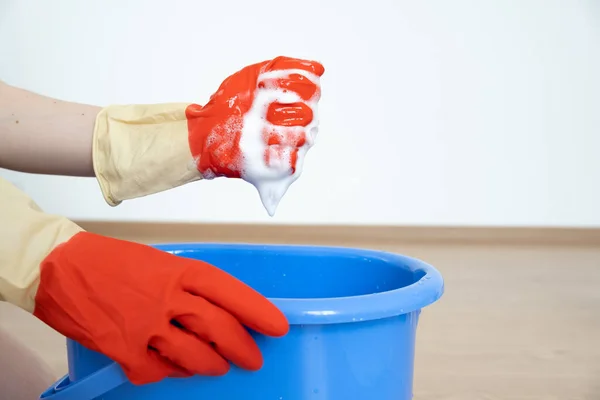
[238,68,321,216]
[255,180,293,217]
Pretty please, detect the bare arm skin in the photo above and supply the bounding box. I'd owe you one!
[0,81,101,177]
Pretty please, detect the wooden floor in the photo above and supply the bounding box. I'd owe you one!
[1,225,599,399]
[400,241,600,400]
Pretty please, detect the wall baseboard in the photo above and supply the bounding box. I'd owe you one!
[74,221,600,247]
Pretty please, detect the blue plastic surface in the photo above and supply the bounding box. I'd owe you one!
[39,243,444,400]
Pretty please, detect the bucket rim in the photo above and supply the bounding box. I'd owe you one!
[152,242,444,325]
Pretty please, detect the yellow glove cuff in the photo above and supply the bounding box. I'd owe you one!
[92,103,203,206]
[0,177,83,312]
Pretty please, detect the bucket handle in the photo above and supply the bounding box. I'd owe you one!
[39,362,127,400]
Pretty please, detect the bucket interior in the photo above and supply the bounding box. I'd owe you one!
[168,246,426,299]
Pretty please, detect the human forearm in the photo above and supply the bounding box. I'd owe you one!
[0,81,100,177]
[0,81,199,204]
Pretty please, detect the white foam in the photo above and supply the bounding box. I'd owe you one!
[238,69,321,216]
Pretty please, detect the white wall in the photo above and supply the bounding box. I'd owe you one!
[1,0,599,227]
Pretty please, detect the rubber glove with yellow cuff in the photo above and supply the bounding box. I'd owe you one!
[0,176,288,384]
[93,56,324,214]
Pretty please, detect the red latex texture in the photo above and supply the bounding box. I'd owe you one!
[33,232,288,385]
[186,56,325,179]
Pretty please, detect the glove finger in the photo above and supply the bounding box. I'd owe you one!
[261,126,307,173]
[263,125,307,147]
[181,263,289,337]
[168,369,194,378]
[149,325,230,376]
[122,348,178,385]
[264,56,325,77]
[258,74,320,101]
[266,102,313,127]
[175,295,263,371]
[148,348,194,379]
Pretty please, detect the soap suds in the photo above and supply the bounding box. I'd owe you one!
[238,68,321,216]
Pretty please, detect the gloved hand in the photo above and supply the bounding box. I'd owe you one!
[33,231,288,384]
[93,56,324,211]
[0,178,288,385]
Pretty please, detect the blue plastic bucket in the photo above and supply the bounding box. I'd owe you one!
[39,243,444,400]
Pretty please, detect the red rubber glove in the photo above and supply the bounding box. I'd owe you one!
[186,56,325,179]
[32,232,288,385]
[92,56,325,212]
